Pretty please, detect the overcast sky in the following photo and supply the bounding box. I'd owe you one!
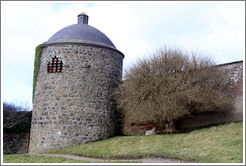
[1,1,245,109]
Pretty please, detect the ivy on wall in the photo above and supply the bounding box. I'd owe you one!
[32,42,46,102]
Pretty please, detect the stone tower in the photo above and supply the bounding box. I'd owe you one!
[29,13,124,153]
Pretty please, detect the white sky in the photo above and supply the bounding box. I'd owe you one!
[1,1,245,109]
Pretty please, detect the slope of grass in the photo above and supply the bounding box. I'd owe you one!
[3,154,138,163]
[3,154,90,163]
[50,121,243,163]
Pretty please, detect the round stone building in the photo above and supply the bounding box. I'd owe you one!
[29,13,124,153]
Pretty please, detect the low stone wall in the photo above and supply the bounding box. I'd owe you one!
[3,132,30,155]
[177,60,243,129]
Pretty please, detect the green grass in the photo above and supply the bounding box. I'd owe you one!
[3,154,138,163]
[3,122,243,163]
[50,121,243,163]
[3,154,90,163]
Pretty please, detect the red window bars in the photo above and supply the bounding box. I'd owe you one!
[47,56,63,73]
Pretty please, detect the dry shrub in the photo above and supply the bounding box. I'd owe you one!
[3,102,32,133]
[116,46,233,133]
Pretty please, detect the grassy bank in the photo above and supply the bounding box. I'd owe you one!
[3,154,137,163]
[3,154,90,163]
[3,122,243,163]
[50,121,243,163]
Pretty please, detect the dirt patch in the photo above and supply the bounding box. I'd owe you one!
[31,153,197,163]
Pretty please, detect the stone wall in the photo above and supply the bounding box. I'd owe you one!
[176,60,243,130]
[29,43,123,153]
[123,60,243,134]
[3,132,30,155]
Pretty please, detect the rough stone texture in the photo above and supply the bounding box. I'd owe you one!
[29,43,123,153]
[3,132,30,155]
[123,61,243,134]
[222,61,243,121]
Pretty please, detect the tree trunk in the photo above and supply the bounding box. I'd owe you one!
[163,120,178,133]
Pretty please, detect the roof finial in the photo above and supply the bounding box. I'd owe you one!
[78,12,88,24]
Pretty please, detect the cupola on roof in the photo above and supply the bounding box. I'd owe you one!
[46,13,116,49]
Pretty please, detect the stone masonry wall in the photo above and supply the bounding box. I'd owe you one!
[3,132,30,155]
[29,43,123,153]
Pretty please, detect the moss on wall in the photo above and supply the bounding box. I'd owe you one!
[32,42,46,102]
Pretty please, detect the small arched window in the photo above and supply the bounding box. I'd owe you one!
[47,56,63,73]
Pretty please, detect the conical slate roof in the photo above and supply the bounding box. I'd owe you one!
[46,13,116,49]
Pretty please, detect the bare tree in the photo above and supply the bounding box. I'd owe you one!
[3,102,31,129]
[116,46,233,134]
